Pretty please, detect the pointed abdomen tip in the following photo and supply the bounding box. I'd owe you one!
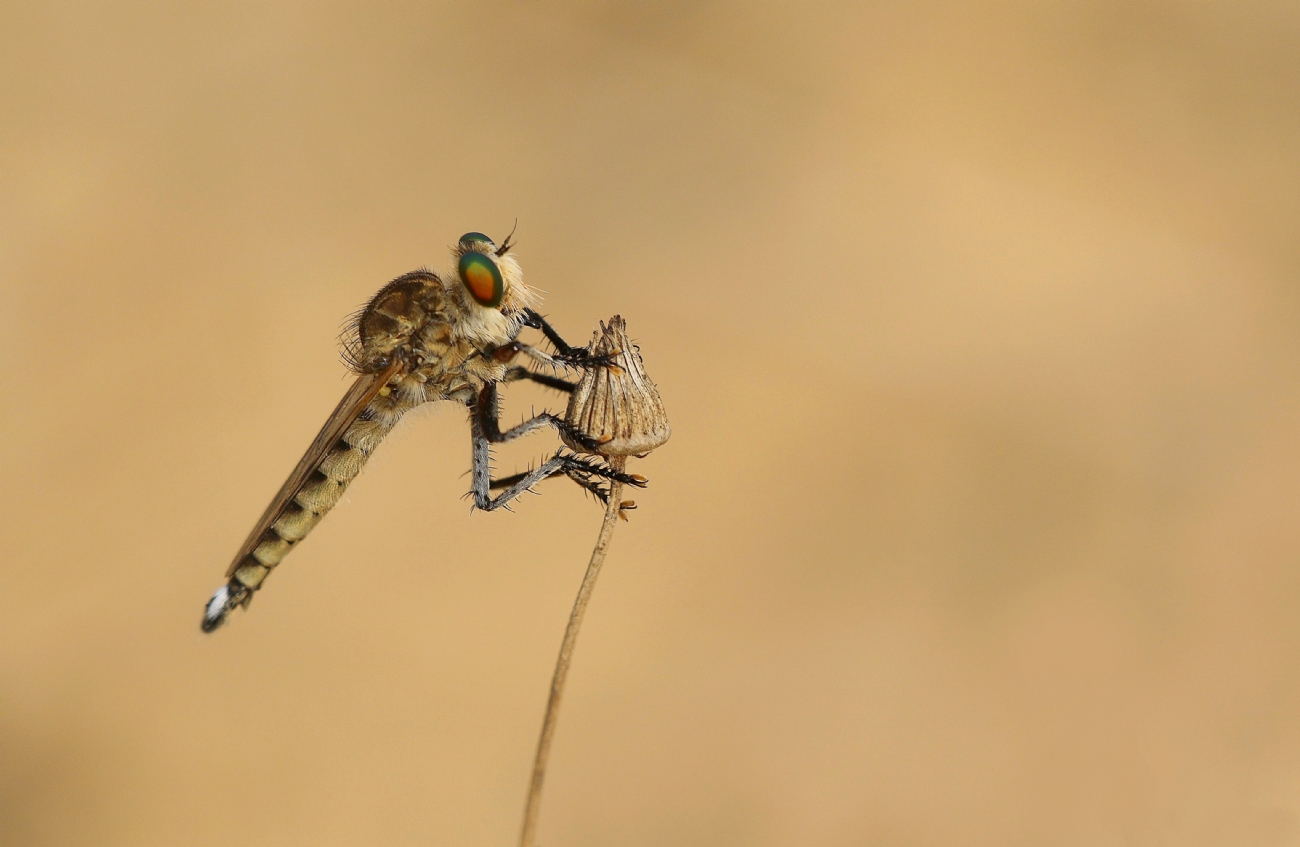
[201,584,232,633]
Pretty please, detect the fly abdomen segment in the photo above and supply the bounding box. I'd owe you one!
[202,371,425,632]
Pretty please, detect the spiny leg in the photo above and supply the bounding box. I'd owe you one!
[487,340,565,372]
[501,365,577,393]
[486,374,630,504]
[472,445,641,512]
[520,309,584,359]
[490,465,606,500]
[472,446,568,512]
[489,461,633,506]
[474,382,598,450]
[468,385,645,512]
[520,309,620,368]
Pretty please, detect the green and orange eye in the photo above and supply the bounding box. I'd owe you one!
[458,250,504,308]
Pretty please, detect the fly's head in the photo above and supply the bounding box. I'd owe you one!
[451,230,539,345]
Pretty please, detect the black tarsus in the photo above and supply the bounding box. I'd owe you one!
[519,308,617,368]
[489,463,616,504]
[503,365,577,393]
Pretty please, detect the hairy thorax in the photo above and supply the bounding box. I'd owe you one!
[350,270,517,416]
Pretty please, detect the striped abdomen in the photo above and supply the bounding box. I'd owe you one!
[228,409,391,592]
[202,373,426,631]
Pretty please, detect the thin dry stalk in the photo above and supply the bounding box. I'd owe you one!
[519,458,625,847]
[519,316,668,847]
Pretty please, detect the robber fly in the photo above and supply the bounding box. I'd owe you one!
[201,231,646,632]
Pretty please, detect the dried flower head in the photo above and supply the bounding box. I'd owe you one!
[562,316,670,458]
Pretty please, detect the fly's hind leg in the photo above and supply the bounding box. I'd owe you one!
[482,376,642,506]
[490,462,615,503]
[474,447,642,512]
[473,382,601,452]
[467,384,646,512]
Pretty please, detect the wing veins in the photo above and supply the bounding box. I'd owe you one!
[225,358,404,576]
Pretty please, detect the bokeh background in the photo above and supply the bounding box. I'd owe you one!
[3,1,1300,844]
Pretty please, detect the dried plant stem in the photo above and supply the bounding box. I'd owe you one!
[519,457,626,847]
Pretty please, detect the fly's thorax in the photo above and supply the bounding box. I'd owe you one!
[345,236,536,395]
[458,351,510,395]
[347,271,444,373]
[407,333,507,403]
[399,305,473,396]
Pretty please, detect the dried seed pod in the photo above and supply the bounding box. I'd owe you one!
[562,315,670,457]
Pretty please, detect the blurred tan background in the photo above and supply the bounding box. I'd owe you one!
[2,1,1300,844]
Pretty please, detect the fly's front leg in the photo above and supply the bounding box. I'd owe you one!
[487,311,619,376]
[520,309,621,370]
[489,339,566,372]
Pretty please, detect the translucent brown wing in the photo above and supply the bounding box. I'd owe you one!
[225,357,405,577]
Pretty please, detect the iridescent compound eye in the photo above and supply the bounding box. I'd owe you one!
[458,232,495,249]
[458,251,504,308]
